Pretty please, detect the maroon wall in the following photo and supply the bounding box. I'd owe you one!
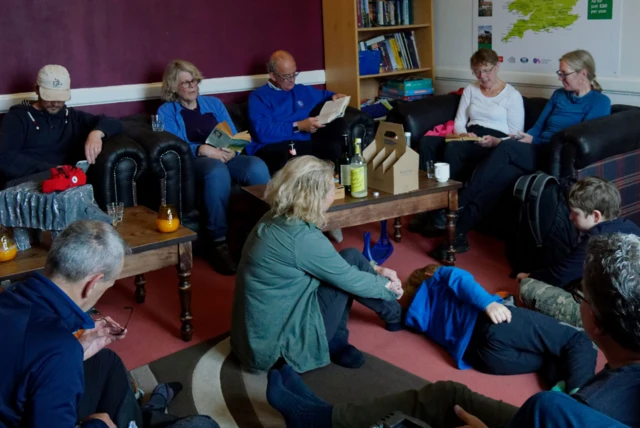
[0,0,324,114]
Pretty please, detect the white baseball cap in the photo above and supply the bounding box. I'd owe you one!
[37,65,71,102]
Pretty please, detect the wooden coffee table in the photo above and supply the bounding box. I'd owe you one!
[243,172,462,265]
[0,206,197,341]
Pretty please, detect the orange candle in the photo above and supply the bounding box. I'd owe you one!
[156,204,180,233]
[0,227,17,262]
[0,245,17,262]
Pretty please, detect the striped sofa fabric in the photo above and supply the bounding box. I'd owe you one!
[576,148,640,225]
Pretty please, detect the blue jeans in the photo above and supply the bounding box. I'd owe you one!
[194,154,269,240]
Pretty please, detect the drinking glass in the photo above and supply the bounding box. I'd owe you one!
[106,202,125,225]
[151,115,164,132]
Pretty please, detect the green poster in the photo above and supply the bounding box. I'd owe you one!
[588,0,613,20]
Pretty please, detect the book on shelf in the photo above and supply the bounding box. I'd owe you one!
[378,90,429,101]
[205,121,252,152]
[379,85,433,96]
[358,31,420,73]
[357,0,413,28]
[444,134,483,143]
[384,76,432,91]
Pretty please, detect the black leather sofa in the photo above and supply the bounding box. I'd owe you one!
[387,93,640,227]
[121,100,375,241]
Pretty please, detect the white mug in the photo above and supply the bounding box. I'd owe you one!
[434,162,450,183]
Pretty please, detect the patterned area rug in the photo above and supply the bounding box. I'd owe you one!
[130,332,429,427]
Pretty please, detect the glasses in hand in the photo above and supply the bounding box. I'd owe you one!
[274,71,300,82]
[179,79,201,89]
[88,306,134,336]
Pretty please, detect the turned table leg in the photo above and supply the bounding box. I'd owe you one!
[394,217,402,243]
[444,190,459,266]
[134,274,146,304]
[177,243,194,342]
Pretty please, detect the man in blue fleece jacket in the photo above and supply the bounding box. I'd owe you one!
[519,177,640,327]
[0,221,217,428]
[266,233,640,428]
[0,65,122,187]
[247,50,347,174]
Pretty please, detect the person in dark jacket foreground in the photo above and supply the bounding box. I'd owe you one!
[266,233,640,428]
[519,176,640,327]
[0,64,122,186]
[0,220,218,428]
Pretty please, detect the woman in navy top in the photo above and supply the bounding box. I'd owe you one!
[431,50,611,259]
[158,60,270,275]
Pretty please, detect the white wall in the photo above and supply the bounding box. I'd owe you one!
[433,0,640,105]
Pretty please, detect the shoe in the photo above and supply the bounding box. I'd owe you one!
[208,242,237,275]
[429,234,469,261]
[330,344,365,368]
[326,229,343,243]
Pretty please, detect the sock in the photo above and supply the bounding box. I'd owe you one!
[143,382,183,411]
[330,344,365,369]
[550,380,566,393]
[267,370,333,428]
[385,321,404,332]
[279,364,329,406]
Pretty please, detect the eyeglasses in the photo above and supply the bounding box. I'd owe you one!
[472,65,495,77]
[179,79,200,89]
[556,70,578,79]
[89,306,134,335]
[274,71,300,82]
[569,288,589,305]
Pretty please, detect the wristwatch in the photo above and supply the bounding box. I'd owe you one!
[293,123,300,133]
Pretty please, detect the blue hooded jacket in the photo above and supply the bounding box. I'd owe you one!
[0,273,104,427]
[405,267,501,369]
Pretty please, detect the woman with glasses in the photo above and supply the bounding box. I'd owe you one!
[157,60,270,275]
[412,48,524,236]
[420,48,525,183]
[430,50,611,260]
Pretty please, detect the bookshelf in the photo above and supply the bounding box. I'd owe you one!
[322,0,435,108]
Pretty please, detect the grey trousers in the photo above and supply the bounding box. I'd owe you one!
[332,380,519,428]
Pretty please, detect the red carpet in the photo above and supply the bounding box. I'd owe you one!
[98,217,605,407]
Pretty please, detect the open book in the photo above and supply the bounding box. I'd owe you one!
[444,134,483,143]
[317,96,351,125]
[205,121,252,153]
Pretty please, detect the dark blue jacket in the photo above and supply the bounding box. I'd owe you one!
[0,103,122,181]
[530,218,640,287]
[0,273,105,427]
[247,83,334,154]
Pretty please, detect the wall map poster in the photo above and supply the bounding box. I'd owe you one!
[473,0,622,76]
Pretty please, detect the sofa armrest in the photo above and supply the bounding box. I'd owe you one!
[311,105,376,147]
[122,121,196,221]
[386,94,461,148]
[549,109,640,177]
[87,133,148,210]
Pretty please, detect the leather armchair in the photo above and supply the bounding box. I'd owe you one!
[84,133,148,210]
[121,119,199,231]
[549,107,640,177]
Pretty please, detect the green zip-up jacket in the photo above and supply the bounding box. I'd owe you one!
[231,213,396,373]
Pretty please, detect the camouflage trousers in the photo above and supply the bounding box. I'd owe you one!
[518,278,582,328]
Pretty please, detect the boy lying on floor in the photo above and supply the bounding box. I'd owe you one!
[404,265,596,393]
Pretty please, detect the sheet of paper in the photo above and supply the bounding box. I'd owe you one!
[317,96,351,125]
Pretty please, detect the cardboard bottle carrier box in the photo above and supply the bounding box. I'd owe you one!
[362,122,419,195]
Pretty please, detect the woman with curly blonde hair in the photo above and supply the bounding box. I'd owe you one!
[157,59,270,275]
[231,156,403,373]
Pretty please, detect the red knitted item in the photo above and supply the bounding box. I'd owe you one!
[42,166,87,193]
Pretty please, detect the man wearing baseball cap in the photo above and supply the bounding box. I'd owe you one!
[0,65,122,186]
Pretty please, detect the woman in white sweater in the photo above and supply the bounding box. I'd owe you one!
[420,49,525,183]
[413,49,524,236]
